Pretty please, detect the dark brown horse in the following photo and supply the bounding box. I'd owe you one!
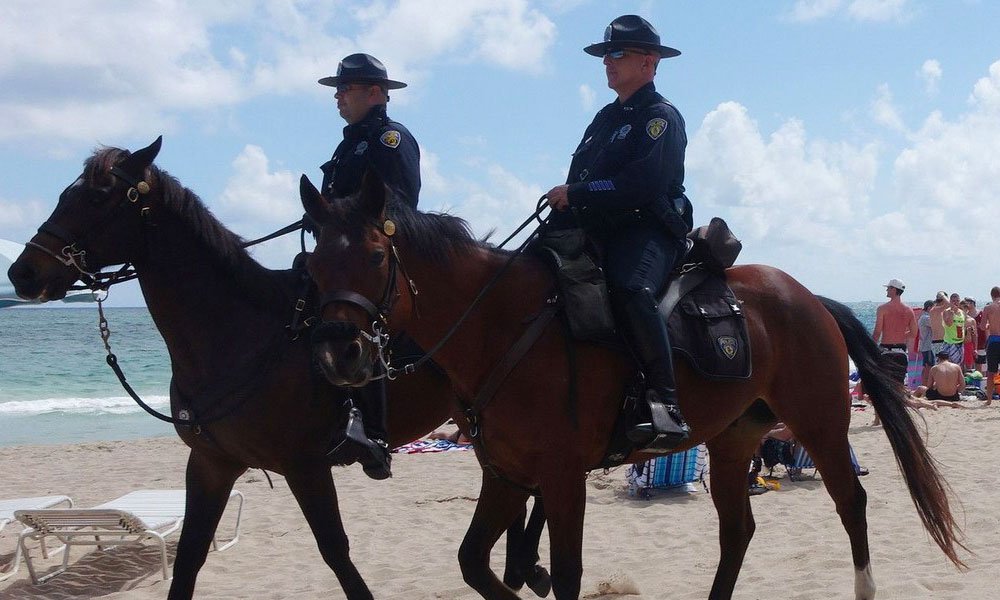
[6,138,549,599]
[299,170,966,600]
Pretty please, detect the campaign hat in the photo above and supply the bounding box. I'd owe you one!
[584,15,680,59]
[318,53,407,90]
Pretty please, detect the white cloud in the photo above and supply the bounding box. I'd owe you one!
[788,0,844,22]
[919,59,942,94]
[880,60,1000,256]
[871,83,907,132]
[847,0,911,22]
[218,144,300,226]
[0,1,558,144]
[579,84,597,112]
[687,101,878,248]
[786,0,911,22]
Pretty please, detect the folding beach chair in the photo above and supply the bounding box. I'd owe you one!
[627,444,708,498]
[14,489,243,584]
[0,495,73,582]
[787,444,865,481]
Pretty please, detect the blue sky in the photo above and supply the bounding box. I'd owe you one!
[2,0,999,307]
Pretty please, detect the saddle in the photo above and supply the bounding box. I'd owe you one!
[537,218,753,468]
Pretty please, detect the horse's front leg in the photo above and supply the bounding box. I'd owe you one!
[458,473,531,599]
[538,468,586,600]
[503,497,551,597]
[285,465,373,600]
[167,449,245,600]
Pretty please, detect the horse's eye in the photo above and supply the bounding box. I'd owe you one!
[370,249,386,267]
[89,186,113,204]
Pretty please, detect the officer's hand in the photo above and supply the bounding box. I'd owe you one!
[546,185,570,211]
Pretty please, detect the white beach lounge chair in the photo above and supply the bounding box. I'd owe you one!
[0,495,74,582]
[13,489,243,584]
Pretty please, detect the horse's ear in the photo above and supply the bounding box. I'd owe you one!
[121,136,162,175]
[359,169,388,219]
[300,174,329,225]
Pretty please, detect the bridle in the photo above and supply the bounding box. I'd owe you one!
[314,218,418,380]
[26,164,151,290]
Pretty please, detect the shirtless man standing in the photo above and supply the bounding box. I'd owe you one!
[928,291,949,356]
[981,286,1000,405]
[873,278,918,383]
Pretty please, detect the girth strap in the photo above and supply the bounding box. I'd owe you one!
[659,268,709,321]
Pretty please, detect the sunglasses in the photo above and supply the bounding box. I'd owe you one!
[605,49,651,60]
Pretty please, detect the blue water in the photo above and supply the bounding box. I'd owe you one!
[0,302,882,448]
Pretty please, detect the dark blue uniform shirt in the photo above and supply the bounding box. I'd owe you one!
[553,82,690,237]
[320,104,420,208]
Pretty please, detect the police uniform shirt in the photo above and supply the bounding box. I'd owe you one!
[320,104,420,208]
[559,82,688,234]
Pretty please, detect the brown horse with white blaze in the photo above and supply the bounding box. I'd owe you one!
[6,138,550,599]
[300,170,966,600]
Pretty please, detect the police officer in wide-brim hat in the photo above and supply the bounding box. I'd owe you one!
[546,14,693,453]
[318,53,407,90]
[582,14,680,59]
[315,53,420,480]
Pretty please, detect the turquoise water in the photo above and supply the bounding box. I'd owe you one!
[0,307,173,446]
[0,302,882,448]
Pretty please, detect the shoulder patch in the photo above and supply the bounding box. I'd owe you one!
[380,130,401,149]
[646,118,667,140]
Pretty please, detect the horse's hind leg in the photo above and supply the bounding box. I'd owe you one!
[168,450,245,600]
[793,426,874,599]
[705,417,773,600]
[458,473,530,600]
[285,466,373,600]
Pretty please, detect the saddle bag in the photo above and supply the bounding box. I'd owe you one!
[666,273,751,380]
[538,228,616,341]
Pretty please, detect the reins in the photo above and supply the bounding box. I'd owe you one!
[381,198,551,379]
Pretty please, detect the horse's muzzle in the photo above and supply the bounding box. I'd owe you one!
[7,256,69,301]
[310,321,374,386]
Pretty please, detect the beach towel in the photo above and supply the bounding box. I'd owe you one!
[392,439,473,454]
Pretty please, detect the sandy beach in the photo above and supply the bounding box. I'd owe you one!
[2,406,998,599]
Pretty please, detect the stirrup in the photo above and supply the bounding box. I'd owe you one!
[358,438,392,480]
[627,402,690,453]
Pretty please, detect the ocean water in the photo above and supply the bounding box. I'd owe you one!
[0,302,882,448]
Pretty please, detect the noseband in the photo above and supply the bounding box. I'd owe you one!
[26,165,150,288]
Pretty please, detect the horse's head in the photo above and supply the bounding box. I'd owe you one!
[300,171,413,387]
[8,137,163,301]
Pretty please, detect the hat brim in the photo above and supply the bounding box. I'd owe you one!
[318,76,407,90]
[583,41,681,58]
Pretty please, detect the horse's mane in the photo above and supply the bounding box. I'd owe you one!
[332,189,505,263]
[85,147,293,309]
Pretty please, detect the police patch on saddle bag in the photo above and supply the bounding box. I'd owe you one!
[538,228,617,341]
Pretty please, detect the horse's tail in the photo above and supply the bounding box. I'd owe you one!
[816,295,967,568]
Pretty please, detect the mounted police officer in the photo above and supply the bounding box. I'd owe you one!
[317,53,420,479]
[545,15,692,452]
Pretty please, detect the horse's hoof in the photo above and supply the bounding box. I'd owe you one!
[525,565,551,598]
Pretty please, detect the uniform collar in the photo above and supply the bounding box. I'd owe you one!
[616,82,658,112]
[344,104,389,136]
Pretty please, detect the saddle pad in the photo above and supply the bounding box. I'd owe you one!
[664,272,752,380]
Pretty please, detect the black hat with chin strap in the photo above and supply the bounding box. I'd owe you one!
[584,15,680,58]
[318,53,407,89]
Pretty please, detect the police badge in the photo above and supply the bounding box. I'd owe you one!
[717,336,739,360]
[380,130,401,148]
[646,118,667,140]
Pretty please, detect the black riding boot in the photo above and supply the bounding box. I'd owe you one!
[619,287,690,453]
[327,372,392,480]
